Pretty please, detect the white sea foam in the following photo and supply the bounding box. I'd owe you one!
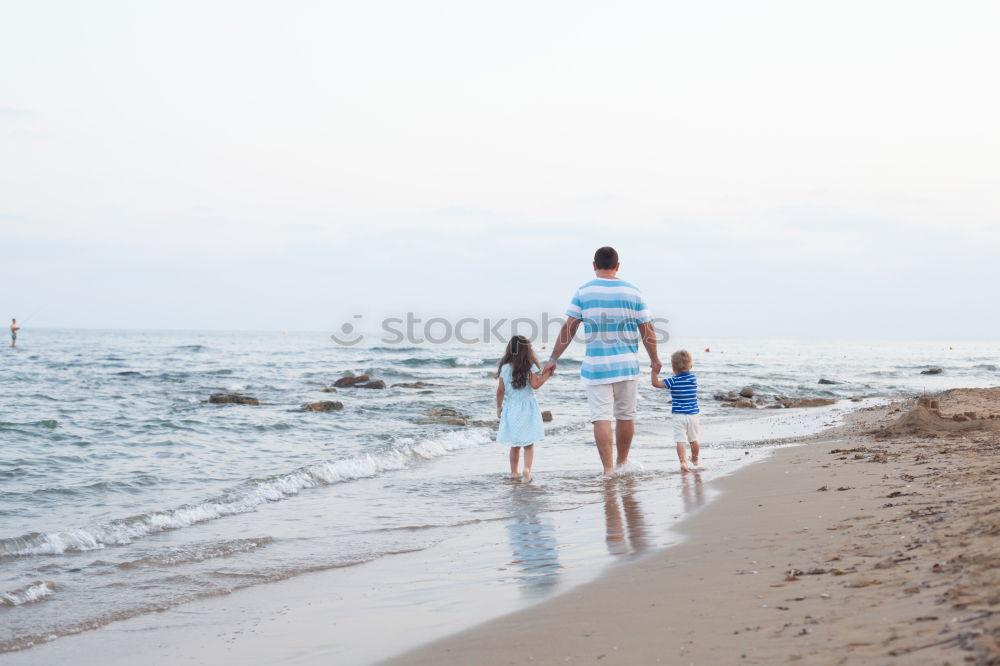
[0,430,491,558]
[0,581,56,606]
[118,537,274,568]
[615,460,647,476]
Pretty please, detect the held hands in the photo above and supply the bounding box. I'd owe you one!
[650,357,663,375]
[542,360,557,376]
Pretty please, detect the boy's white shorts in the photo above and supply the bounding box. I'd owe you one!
[585,380,638,422]
[672,413,700,443]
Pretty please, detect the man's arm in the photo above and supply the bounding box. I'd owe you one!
[638,322,661,375]
[542,317,581,374]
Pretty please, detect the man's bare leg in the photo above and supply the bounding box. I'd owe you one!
[614,419,634,468]
[594,420,615,476]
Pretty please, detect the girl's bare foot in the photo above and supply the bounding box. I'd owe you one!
[510,472,522,479]
[522,469,532,483]
[690,457,699,467]
[679,461,690,473]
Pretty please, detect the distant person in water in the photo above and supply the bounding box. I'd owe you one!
[10,318,18,347]
[496,335,554,483]
[652,349,701,472]
[543,247,661,476]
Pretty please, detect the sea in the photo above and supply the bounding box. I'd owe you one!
[1,330,997,662]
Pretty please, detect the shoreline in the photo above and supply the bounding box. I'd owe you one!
[384,389,1000,665]
[4,390,997,664]
[0,417,773,665]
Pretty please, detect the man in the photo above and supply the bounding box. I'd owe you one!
[543,247,661,476]
[10,318,19,347]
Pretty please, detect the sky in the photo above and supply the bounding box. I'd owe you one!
[1,0,998,339]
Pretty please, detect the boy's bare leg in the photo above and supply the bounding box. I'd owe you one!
[690,440,700,466]
[509,447,521,477]
[594,420,615,476]
[675,441,689,473]
[614,419,634,468]
[522,445,534,482]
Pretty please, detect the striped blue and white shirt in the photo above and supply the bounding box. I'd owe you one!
[661,371,699,414]
[565,278,651,385]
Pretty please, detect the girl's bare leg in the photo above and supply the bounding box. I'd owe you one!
[522,445,534,482]
[675,441,689,473]
[690,440,700,466]
[509,447,521,477]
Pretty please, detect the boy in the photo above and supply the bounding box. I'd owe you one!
[651,349,700,472]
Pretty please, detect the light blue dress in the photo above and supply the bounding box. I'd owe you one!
[497,363,545,447]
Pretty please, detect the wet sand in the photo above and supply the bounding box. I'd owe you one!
[384,388,1000,665]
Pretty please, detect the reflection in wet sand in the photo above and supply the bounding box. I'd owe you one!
[603,477,649,557]
[682,470,705,513]
[505,491,561,597]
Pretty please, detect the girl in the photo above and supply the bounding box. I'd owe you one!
[496,335,553,482]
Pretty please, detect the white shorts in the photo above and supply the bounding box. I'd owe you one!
[672,413,700,443]
[585,380,638,422]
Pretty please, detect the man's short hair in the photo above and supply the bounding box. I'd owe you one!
[671,349,693,374]
[594,246,619,270]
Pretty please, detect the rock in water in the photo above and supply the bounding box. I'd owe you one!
[303,401,343,412]
[818,378,839,385]
[320,387,338,393]
[392,381,429,389]
[776,397,837,408]
[209,393,260,405]
[357,380,386,389]
[920,368,945,375]
[541,410,553,422]
[417,407,469,426]
[333,374,370,388]
[723,398,756,408]
[739,387,754,398]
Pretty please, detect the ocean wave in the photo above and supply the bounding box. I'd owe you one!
[0,420,58,430]
[0,581,55,607]
[175,345,208,352]
[0,430,491,559]
[398,357,495,368]
[117,537,273,569]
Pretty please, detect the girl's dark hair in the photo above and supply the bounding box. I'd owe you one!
[496,335,539,389]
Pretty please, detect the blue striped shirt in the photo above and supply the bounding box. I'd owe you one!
[565,278,651,385]
[662,371,699,414]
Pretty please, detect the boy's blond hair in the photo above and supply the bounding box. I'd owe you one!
[671,349,693,374]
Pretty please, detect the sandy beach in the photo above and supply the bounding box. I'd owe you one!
[384,388,1000,665]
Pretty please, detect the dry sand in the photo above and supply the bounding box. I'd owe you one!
[383,388,1000,665]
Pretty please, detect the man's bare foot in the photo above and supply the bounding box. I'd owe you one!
[615,459,628,469]
[601,468,616,478]
[679,462,690,473]
[510,472,522,479]
[522,469,532,483]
